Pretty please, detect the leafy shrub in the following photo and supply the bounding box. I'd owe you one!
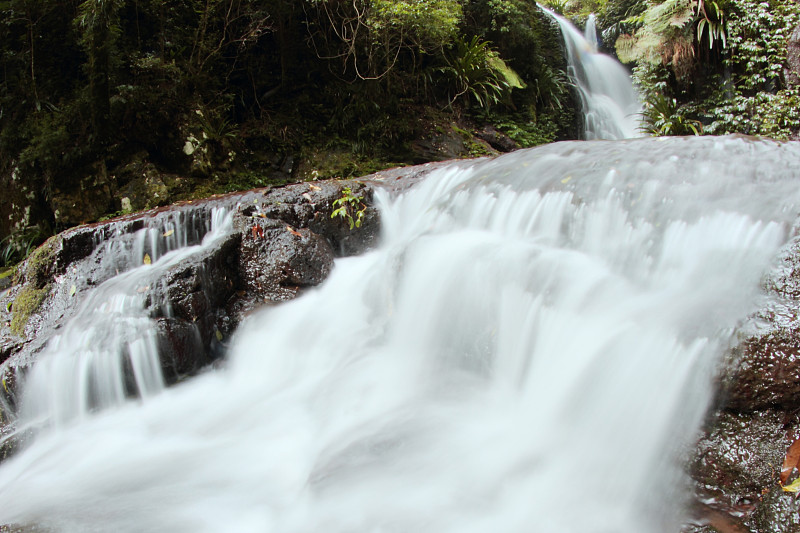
[439,36,515,109]
[331,187,367,230]
[640,93,702,135]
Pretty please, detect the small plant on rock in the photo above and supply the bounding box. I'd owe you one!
[331,187,367,230]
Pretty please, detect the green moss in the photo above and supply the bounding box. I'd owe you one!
[297,147,400,182]
[14,236,60,289]
[9,284,50,337]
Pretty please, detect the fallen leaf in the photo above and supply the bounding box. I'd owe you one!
[137,285,150,293]
[69,284,76,297]
[286,226,303,237]
[309,184,321,191]
[302,193,313,202]
[1,378,6,393]
[781,437,800,485]
[251,225,265,239]
[561,176,572,184]
[783,477,800,493]
[215,329,223,342]
[163,229,175,237]
[143,253,152,265]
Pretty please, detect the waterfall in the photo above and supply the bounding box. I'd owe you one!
[542,7,643,139]
[16,208,233,431]
[1,136,800,533]
[584,13,599,51]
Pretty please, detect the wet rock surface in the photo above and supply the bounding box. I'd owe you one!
[237,216,334,302]
[688,234,800,532]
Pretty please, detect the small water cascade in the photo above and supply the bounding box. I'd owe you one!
[543,7,643,139]
[1,136,800,532]
[584,13,600,51]
[17,207,233,431]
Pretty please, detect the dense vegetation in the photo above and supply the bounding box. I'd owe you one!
[0,0,576,259]
[579,0,800,138]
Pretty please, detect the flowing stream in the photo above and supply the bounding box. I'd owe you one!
[2,136,800,532]
[15,208,234,431]
[543,8,643,139]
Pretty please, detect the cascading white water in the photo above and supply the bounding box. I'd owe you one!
[584,13,599,50]
[543,8,643,139]
[17,208,233,431]
[1,136,800,533]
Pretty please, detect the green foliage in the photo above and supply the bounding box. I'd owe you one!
[540,0,569,15]
[0,0,584,239]
[439,36,514,109]
[305,0,461,79]
[698,0,799,138]
[331,187,367,230]
[640,93,702,135]
[704,88,800,139]
[621,0,800,140]
[723,0,798,93]
[489,112,560,147]
[461,0,578,138]
[0,226,47,268]
[368,0,462,51]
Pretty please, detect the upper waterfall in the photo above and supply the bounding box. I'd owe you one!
[1,136,799,533]
[542,7,644,139]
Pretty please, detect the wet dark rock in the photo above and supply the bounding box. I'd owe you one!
[236,215,334,303]
[716,236,800,411]
[475,125,519,153]
[251,179,381,256]
[154,231,240,322]
[115,158,171,213]
[721,321,800,411]
[746,485,800,533]
[692,411,786,498]
[688,234,800,531]
[410,131,473,162]
[686,409,800,532]
[156,317,208,381]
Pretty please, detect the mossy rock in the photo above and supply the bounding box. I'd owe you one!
[9,284,50,337]
[13,235,61,289]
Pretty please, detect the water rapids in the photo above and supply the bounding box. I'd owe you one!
[1,136,800,533]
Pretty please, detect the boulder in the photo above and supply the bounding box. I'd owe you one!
[475,125,519,153]
[688,234,800,531]
[236,215,334,302]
